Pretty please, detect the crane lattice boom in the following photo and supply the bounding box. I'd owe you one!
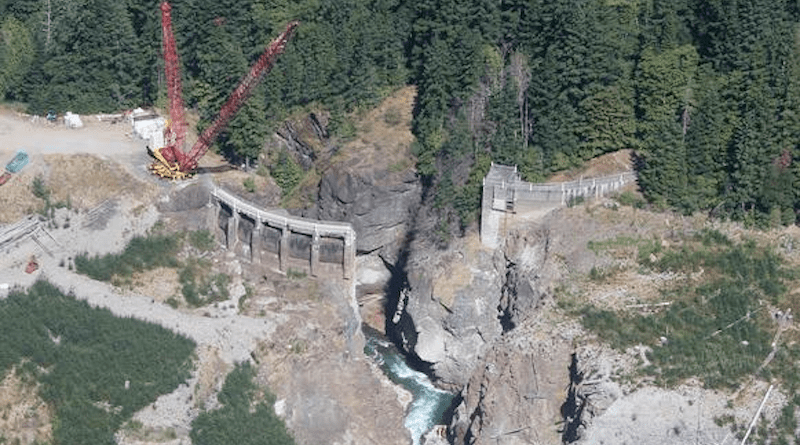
[150,1,297,179]
[158,1,187,166]
[183,20,299,172]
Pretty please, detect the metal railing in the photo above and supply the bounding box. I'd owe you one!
[211,187,355,240]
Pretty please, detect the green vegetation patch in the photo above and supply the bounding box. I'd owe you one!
[587,235,649,255]
[188,229,216,253]
[579,230,799,389]
[180,258,230,307]
[268,149,304,198]
[75,229,233,307]
[191,362,294,445]
[74,233,181,281]
[0,280,195,445]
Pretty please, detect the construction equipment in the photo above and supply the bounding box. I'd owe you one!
[0,150,29,186]
[25,255,38,274]
[149,1,298,179]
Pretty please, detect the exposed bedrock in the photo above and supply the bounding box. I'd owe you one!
[310,167,421,263]
[390,226,553,391]
[450,325,574,445]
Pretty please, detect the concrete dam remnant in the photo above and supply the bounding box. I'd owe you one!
[481,163,636,248]
[210,187,356,280]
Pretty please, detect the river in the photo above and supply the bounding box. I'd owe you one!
[364,332,454,445]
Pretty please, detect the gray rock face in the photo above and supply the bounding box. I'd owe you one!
[387,220,574,444]
[450,323,572,445]
[498,227,552,330]
[391,225,554,390]
[391,237,506,390]
[312,167,421,261]
[157,183,209,212]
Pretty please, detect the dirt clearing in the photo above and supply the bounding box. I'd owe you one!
[0,108,162,223]
[336,86,416,174]
[0,367,53,445]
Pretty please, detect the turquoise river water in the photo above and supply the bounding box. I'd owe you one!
[364,333,454,445]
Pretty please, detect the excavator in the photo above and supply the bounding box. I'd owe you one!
[149,1,298,179]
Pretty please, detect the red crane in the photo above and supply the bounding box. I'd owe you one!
[150,1,298,179]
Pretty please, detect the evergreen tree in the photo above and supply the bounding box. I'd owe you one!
[28,0,142,113]
[222,85,268,164]
[0,17,34,100]
[635,45,699,206]
[682,68,737,213]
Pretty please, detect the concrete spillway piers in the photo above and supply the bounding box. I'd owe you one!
[209,187,356,280]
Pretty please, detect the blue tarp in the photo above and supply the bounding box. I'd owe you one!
[5,150,29,173]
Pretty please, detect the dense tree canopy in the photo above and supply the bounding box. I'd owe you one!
[0,280,195,445]
[3,0,800,225]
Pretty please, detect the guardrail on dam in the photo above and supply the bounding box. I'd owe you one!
[209,187,356,280]
[480,164,637,248]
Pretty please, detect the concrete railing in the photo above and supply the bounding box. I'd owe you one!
[481,164,637,247]
[210,187,356,280]
[484,170,636,207]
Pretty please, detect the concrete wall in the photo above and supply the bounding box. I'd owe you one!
[480,164,636,248]
[209,188,356,280]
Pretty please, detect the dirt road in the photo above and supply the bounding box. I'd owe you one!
[0,110,146,163]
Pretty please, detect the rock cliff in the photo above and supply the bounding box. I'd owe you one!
[313,167,421,261]
[389,207,627,444]
[392,234,504,389]
[450,320,573,445]
[444,227,571,443]
[245,264,410,445]
[391,223,555,388]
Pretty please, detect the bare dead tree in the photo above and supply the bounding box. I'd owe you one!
[509,52,532,150]
[468,82,491,137]
[43,0,52,48]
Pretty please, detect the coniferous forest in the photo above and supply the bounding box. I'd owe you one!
[2,0,800,225]
[0,280,195,444]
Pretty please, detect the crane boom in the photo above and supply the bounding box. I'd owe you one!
[159,1,188,166]
[149,1,297,179]
[181,21,299,172]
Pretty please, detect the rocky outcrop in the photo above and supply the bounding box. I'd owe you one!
[443,226,569,443]
[498,227,552,331]
[270,109,422,263]
[450,321,573,445]
[312,167,421,261]
[273,113,332,170]
[390,224,554,391]
[386,214,595,444]
[252,275,410,445]
[559,348,623,443]
[391,236,505,390]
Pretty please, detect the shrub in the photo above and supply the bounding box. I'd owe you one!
[0,280,194,445]
[75,233,181,281]
[579,236,796,389]
[383,107,402,126]
[588,265,623,283]
[188,229,215,252]
[191,363,294,445]
[567,195,585,207]
[329,113,356,141]
[269,150,303,196]
[286,268,306,280]
[31,174,50,200]
[614,190,645,208]
[243,177,256,193]
[179,259,230,306]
